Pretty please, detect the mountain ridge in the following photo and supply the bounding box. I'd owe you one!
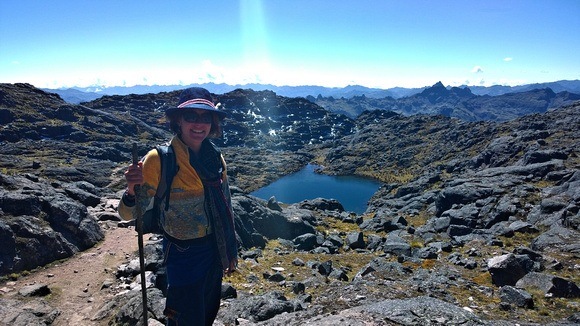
[42,79,580,104]
[313,83,580,121]
[41,80,580,123]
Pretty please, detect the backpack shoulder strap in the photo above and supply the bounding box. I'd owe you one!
[155,144,177,210]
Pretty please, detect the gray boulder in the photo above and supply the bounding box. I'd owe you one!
[266,196,283,212]
[232,195,316,245]
[413,245,439,260]
[63,181,102,207]
[111,288,166,326]
[345,231,365,250]
[0,298,60,326]
[354,257,412,280]
[344,296,486,326]
[0,173,104,275]
[44,196,104,249]
[499,285,534,308]
[293,233,321,251]
[299,198,345,212]
[516,272,580,298]
[250,296,492,325]
[521,149,568,165]
[531,224,580,252]
[487,253,535,286]
[219,291,298,324]
[435,183,496,216]
[383,233,411,257]
[359,214,407,232]
[18,284,51,297]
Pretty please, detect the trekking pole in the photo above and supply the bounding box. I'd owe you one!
[132,143,149,326]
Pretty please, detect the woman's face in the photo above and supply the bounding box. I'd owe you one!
[179,109,213,149]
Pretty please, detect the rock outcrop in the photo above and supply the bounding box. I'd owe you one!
[0,173,104,275]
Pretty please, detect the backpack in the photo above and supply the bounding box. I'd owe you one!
[142,144,177,234]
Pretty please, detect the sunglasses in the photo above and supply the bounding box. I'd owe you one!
[182,111,213,124]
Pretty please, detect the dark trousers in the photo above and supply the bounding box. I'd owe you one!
[163,235,223,326]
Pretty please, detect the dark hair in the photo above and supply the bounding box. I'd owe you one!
[166,111,223,138]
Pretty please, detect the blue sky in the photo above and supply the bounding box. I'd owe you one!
[1,0,579,89]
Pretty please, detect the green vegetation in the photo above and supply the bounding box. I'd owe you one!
[225,239,378,300]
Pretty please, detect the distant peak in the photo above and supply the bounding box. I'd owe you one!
[433,81,445,88]
[419,81,449,98]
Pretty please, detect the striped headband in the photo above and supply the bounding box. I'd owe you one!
[177,98,216,109]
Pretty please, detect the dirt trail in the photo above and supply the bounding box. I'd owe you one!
[1,224,138,325]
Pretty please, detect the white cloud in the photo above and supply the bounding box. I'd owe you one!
[503,57,513,62]
[200,60,226,82]
[471,66,484,73]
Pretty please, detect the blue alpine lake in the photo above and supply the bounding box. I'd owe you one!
[250,164,382,214]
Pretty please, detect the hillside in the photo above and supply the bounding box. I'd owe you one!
[0,83,579,325]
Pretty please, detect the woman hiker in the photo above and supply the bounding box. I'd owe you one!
[118,87,238,325]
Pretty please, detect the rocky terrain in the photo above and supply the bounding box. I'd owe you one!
[0,83,579,325]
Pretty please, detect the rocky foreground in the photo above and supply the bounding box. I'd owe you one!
[0,83,579,325]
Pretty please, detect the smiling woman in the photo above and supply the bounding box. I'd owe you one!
[118,86,237,325]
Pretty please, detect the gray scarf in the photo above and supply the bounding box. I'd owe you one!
[189,139,237,270]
